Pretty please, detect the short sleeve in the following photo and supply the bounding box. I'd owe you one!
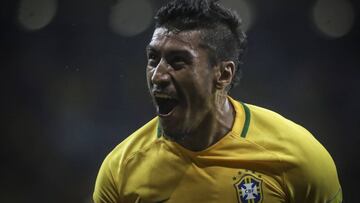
[283,144,342,203]
[93,154,120,203]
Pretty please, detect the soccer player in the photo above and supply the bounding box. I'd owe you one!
[93,0,342,202]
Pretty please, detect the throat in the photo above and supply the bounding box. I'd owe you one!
[170,104,235,152]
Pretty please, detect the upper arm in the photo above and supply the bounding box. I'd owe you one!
[284,146,342,203]
[93,155,120,203]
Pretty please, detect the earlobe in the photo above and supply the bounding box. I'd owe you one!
[215,61,235,90]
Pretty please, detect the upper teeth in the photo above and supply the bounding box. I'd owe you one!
[155,94,173,99]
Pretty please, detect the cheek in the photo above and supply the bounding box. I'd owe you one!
[146,68,154,86]
[191,68,214,94]
[175,70,213,101]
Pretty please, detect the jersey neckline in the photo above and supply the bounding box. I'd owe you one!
[156,96,251,155]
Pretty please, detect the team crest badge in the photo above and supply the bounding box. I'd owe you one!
[234,174,263,203]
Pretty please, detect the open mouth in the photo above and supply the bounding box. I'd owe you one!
[155,96,179,116]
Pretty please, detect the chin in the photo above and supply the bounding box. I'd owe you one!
[160,120,188,141]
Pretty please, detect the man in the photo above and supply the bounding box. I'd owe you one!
[93,0,342,202]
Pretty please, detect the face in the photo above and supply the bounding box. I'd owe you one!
[146,27,217,139]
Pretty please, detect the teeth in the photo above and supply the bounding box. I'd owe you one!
[155,94,173,99]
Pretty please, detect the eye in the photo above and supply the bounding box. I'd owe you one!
[148,52,156,60]
[147,52,159,67]
[170,56,188,70]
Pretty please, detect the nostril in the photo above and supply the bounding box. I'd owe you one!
[151,71,171,87]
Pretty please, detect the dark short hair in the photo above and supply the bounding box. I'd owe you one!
[154,0,247,90]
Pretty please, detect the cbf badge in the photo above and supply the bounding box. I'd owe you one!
[234,174,263,203]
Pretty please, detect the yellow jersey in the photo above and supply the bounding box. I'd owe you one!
[93,97,342,203]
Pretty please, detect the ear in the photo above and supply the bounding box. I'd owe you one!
[214,61,235,90]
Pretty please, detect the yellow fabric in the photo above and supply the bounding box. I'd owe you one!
[93,97,342,203]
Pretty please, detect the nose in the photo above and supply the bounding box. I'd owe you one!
[151,58,171,87]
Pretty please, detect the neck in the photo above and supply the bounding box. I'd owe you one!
[173,94,235,151]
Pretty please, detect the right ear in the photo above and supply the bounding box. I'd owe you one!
[214,61,235,90]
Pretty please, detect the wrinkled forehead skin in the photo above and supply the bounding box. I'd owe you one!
[149,27,207,53]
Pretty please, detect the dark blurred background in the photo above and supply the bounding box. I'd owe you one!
[1,0,359,202]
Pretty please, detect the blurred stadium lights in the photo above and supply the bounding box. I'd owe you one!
[311,0,355,39]
[109,0,154,37]
[220,0,255,32]
[17,0,58,31]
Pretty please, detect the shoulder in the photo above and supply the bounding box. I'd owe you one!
[244,103,336,170]
[93,117,160,203]
[244,103,342,202]
[105,117,160,171]
[246,104,305,136]
[245,103,325,156]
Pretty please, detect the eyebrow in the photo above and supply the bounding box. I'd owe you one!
[146,45,195,60]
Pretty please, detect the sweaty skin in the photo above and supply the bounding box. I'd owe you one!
[146,27,235,151]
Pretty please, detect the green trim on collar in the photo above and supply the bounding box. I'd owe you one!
[157,121,162,138]
[240,103,251,138]
[156,102,251,139]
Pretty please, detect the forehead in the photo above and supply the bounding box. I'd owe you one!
[148,27,203,51]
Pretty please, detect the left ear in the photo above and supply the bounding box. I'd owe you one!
[214,61,235,90]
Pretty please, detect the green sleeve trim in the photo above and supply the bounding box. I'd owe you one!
[240,102,251,138]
